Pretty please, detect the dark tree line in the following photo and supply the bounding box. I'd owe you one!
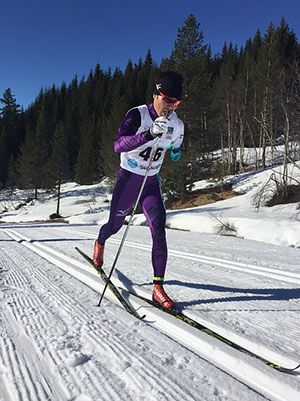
[1,15,299,206]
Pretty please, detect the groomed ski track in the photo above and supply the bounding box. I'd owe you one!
[1,223,300,401]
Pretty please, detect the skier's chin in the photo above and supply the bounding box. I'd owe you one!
[162,109,171,116]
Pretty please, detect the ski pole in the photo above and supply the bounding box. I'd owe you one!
[97,138,160,306]
[98,111,172,307]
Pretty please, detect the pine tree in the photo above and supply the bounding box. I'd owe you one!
[165,14,212,199]
[0,129,7,188]
[46,121,70,215]
[34,97,52,187]
[213,42,240,174]
[124,59,137,107]
[101,71,128,180]
[64,76,81,177]
[98,68,128,180]
[17,128,41,198]
[75,116,100,184]
[0,88,21,186]
[93,64,107,116]
[276,18,299,66]
[172,14,212,149]
[135,50,153,104]
[7,156,18,190]
[79,69,96,120]
[254,23,284,168]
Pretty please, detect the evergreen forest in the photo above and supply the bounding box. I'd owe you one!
[1,15,300,205]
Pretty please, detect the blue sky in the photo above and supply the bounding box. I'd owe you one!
[2,0,300,108]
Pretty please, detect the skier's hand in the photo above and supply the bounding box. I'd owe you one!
[170,147,182,162]
[149,116,169,138]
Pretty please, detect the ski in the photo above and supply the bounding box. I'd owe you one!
[75,246,299,374]
[125,289,300,374]
[75,247,145,320]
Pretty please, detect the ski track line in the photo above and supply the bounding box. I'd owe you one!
[5,230,210,401]
[0,254,71,401]
[0,257,79,400]
[2,261,250,401]
[1,243,132,401]
[1,311,69,401]
[1,248,141,401]
[127,278,300,371]
[5,255,149,400]
[61,226,300,286]
[84,326,201,401]
[1,245,214,401]
[3,228,300,401]
[1,231,206,401]
[0,283,70,401]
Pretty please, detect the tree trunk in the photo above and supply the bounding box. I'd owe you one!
[226,96,232,174]
[56,180,61,215]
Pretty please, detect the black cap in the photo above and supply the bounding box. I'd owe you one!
[154,71,184,100]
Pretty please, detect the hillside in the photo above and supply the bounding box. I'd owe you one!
[1,160,299,248]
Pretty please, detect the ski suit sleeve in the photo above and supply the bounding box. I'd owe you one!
[169,119,184,162]
[114,108,150,153]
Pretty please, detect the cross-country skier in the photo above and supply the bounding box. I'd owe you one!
[93,70,184,310]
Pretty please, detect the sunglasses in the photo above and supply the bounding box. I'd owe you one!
[159,92,182,107]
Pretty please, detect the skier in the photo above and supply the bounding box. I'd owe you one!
[93,70,184,310]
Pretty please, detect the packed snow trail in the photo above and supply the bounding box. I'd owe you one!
[0,228,267,401]
[1,223,300,401]
[7,222,299,364]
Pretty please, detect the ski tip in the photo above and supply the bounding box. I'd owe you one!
[276,363,300,374]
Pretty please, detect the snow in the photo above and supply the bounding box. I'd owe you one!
[1,161,300,248]
[0,162,300,401]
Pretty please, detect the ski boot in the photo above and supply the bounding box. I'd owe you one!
[93,240,105,270]
[152,284,175,310]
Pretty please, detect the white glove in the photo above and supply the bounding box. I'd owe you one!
[149,116,169,138]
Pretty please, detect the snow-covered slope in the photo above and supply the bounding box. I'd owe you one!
[0,222,300,401]
[0,157,300,400]
[1,162,299,248]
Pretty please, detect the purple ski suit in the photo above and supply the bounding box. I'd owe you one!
[98,103,184,281]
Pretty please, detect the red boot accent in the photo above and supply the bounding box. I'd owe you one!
[152,284,175,310]
[93,240,105,269]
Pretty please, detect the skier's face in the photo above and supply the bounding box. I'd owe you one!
[153,93,181,117]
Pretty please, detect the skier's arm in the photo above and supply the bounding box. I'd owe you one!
[114,109,151,153]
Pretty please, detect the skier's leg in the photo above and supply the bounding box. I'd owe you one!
[94,169,142,267]
[140,177,174,310]
[98,170,137,243]
[140,177,167,278]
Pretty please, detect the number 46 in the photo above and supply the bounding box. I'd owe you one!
[139,147,163,162]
